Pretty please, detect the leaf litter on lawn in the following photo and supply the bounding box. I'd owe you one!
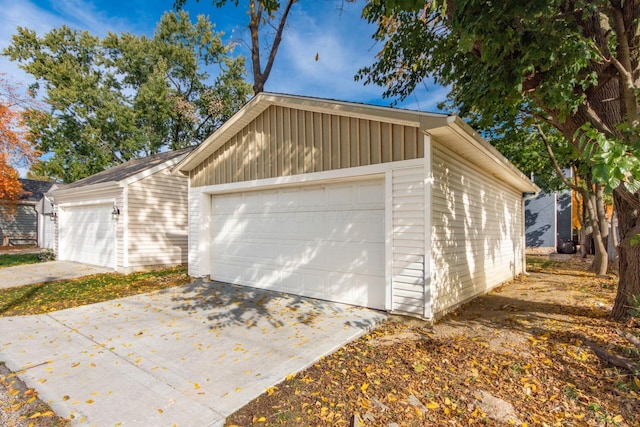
[227,256,640,426]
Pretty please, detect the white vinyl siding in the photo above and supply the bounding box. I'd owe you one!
[391,166,426,316]
[431,139,524,317]
[188,186,203,278]
[127,169,188,270]
[115,192,124,269]
[40,211,55,249]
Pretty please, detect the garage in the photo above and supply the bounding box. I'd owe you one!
[48,148,191,273]
[210,179,386,309]
[177,93,538,319]
[58,204,116,268]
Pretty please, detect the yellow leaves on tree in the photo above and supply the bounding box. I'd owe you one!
[0,73,40,201]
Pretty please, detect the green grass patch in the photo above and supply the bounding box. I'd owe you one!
[526,256,564,271]
[0,267,189,317]
[0,253,41,268]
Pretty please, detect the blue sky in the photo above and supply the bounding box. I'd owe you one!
[0,0,448,112]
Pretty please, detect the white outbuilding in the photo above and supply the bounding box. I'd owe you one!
[174,93,539,320]
[49,148,192,272]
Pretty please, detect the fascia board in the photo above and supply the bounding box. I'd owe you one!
[446,117,540,194]
[120,153,189,186]
[48,181,120,203]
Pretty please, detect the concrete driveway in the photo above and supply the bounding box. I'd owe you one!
[0,281,386,426]
[0,260,111,289]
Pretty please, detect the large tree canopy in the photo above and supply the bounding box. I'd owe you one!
[357,0,640,319]
[3,11,251,182]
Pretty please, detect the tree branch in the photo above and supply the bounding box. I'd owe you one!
[248,0,263,93]
[617,329,640,351]
[536,125,580,192]
[587,340,640,374]
[536,124,608,273]
[607,4,638,127]
[258,0,295,93]
[613,184,640,211]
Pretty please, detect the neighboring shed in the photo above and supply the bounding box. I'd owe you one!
[175,93,539,320]
[525,171,574,255]
[0,179,55,247]
[525,189,573,254]
[48,148,192,272]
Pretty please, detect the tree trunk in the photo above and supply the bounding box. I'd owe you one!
[596,183,609,253]
[580,191,594,257]
[611,209,619,263]
[590,188,608,275]
[247,0,295,95]
[611,189,640,320]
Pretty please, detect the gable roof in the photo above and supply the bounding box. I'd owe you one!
[63,147,194,190]
[174,92,539,194]
[17,179,55,202]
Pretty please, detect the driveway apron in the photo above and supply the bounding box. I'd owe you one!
[0,281,386,426]
[0,261,111,289]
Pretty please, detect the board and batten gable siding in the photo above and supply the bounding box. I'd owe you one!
[391,166,426,316]
[190,105,423,187]
[127,168,188,269]
[430,139,524,317]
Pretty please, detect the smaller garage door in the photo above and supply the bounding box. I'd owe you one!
[59,204,116,268]
[211,179,386,309]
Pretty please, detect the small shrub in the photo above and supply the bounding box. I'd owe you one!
[38,249,55,262]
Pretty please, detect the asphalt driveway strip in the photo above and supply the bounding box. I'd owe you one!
[0,281,386,426]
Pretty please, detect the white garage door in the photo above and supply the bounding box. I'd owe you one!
[211,179,386,309]
[59,204,116,268]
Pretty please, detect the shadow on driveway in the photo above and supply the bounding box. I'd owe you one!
[0,280,386,426]
[170,280,384,331]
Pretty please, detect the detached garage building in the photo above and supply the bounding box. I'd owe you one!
[175,93,539,320]
[49,148,192,272]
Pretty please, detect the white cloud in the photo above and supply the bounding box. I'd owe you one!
[263,2,385,102]
[0,0,63,87]
[260,2,448,113]
[0,0,137,91]
[49,0,134,36]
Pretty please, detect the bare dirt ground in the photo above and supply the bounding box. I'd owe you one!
[227,256,640,426]
[1,256,638,426]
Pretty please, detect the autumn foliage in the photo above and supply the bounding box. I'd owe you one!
[0,73,38,201]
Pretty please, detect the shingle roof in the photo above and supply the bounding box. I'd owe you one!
[64,147,194,189]
[18,179,55,202]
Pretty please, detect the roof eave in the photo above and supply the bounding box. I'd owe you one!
[48,181,120,201]
[120,152,190,185]
[443,117,539,193]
